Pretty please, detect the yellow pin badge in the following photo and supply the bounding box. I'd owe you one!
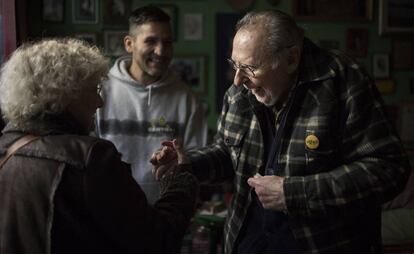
[305,134,319,149]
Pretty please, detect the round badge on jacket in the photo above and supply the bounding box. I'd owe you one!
[305,134,319,149]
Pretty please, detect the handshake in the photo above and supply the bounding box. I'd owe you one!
[150,139,191,180]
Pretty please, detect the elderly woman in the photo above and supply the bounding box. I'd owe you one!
[0,39,197,254]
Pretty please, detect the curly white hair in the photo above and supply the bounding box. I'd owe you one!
[0,38,109,128]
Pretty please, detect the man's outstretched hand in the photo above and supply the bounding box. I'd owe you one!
[150,139,190,180]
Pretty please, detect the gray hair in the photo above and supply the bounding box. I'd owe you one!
[0,38,109,128]
[236,10,305,64]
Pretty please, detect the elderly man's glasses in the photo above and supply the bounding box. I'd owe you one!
[227,58,258,78]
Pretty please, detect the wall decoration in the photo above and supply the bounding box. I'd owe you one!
[400,103,414,142]
[375,79,395,94]
[104,30,128,57]
[42,0,64,23]
[379,0,414,35]
[293,0,373,21]
[227,0,256,12]
[373,53,390,79]
[103,0,131,26]
[346,28,369,57]
[74,33,97,45]
[72,0,99,24]
[158,4,177,41]
[183,13,203,41]
[170,55,207,95]
[392,39,414,69]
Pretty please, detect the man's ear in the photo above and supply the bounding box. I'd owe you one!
[124,35,134,53]
[286,46,301,74]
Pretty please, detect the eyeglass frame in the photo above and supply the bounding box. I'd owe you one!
[227,58,259,78]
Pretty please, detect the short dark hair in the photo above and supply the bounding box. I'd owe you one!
[128,5,170,35]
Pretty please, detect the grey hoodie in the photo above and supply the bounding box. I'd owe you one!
[95,55,207,203]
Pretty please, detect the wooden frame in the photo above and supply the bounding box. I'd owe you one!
[74,33,97,45]
[72,0,99,24]
[183,13,203,41]
[392,39,414,69]
[379,0,414,35]
[170,55,207,95]
[158,4,177,41]
[293,0,373,21]
[346,28,369,57]
[103,0,131,26]
[104,30,127,57]
[42,0,64,23]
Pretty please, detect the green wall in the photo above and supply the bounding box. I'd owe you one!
[27,0,414,130]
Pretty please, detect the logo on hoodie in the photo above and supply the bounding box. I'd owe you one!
[148,117,175,134]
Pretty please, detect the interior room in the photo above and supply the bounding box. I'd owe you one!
[1,0,414,253]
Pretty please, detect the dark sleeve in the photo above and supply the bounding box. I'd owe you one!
[84,139,197,254]
[187,91,235,183]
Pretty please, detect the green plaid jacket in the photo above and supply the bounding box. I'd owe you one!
[188,39,410,254]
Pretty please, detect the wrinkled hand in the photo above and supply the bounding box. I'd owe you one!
[150,139,189,180]
[247,175,287,212]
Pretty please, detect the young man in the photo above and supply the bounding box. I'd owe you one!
[152,10,411,254]
[95,6,207,204]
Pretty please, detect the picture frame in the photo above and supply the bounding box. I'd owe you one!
[399,103,414,142]
[42,0,64,23]
[74,33,97,45]
[392,39,414,69]
[375,79,395,94]
[72,0,99,24]
[346,28,369,57]
[372,53,390,79]
[103,0,131,26]
[158,4,177,41]
[379,0,414,35]
[103,30,128,57]
[293,0,373,21]
[183,13,203,41]
[170,55,207,95]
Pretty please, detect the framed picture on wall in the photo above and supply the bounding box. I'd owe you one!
[42,0,64,23]
[104,30,128,57]
[346,28,369,57]
[183,13,203,41]
[379,0,414,35]
[170,55,207,95]
[372,53,390,79]
[75,33,97,45]
[72,0,99,24]
[158,4,177,41]
[293,0,373,21]
[103,0,131,26]
[392,39,414,69]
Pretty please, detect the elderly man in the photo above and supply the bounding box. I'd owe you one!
[152,10,410,254]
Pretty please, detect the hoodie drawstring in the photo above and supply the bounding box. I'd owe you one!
[148,85,152,106]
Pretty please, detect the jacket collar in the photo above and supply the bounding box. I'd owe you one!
[297,38,336,85]
[2,113,87,136]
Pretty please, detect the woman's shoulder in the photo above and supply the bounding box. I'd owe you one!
[24,134,120,169]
